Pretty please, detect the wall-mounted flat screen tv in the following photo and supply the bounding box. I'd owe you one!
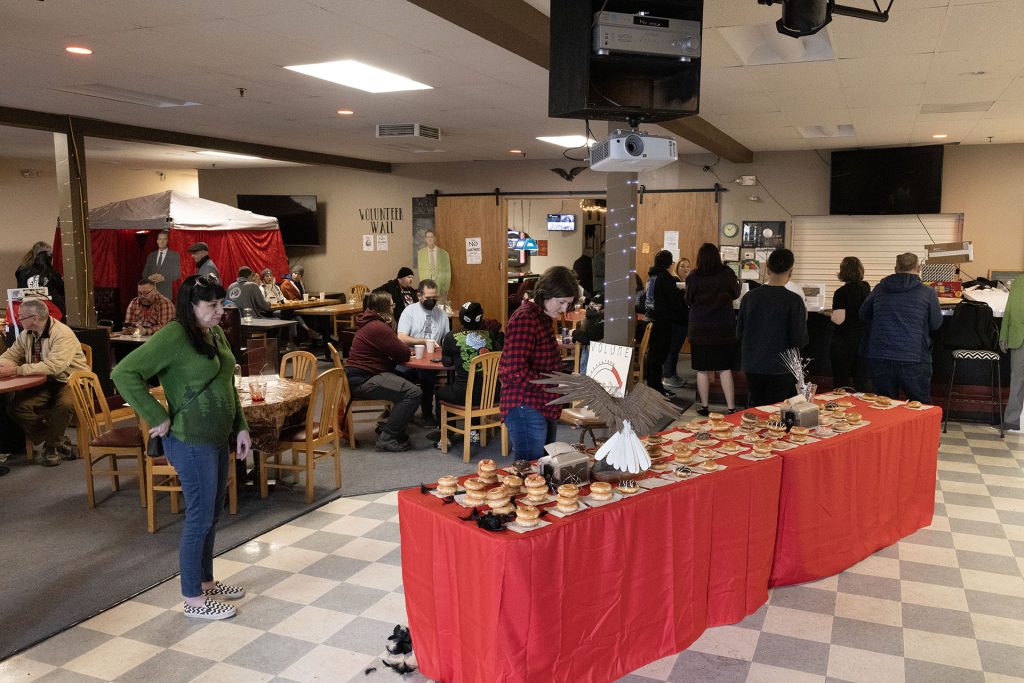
[830,145,943,215]
[547,213,576,231]
[237,194,320,246]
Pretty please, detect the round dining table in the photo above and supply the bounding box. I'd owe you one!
[0,374,47,476]
[404,348,454,372]
[237,376,313,453]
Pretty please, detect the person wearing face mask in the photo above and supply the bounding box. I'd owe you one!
[499,265,579,459]
[123,278,175,335]
[112,275,251,621]
[397,279,450,427]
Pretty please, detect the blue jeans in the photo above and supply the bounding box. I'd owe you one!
[504,405,558,460]
[662,322,687,377]
[579,346,590,375]
[164,434,230,598]
[869,359,933,404]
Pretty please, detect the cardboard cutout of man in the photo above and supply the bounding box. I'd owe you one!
[142,230,181,300]
[416,230,451,303]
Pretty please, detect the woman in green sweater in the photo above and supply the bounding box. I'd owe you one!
[112,275,251,620]
[1000,276,1024,433]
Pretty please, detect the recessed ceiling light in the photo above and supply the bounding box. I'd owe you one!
[195,150,262,160]
[509,149,523,154]
[536,135,594,148]
[65,46,93,55]
[336,109,354,115]
[932,134,948,139]
[285,60,432,93]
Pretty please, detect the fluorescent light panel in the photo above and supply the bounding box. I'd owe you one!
[536,135,594,148]
[285,59,432,93]
[196,151,262,160]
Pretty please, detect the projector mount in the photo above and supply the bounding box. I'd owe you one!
[757,0,893,38]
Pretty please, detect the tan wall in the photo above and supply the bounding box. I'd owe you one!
[0,154,197,296]
[942,144,1024,278]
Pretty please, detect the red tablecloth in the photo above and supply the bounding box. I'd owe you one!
[399,448,782,683]
[770,400,941,585]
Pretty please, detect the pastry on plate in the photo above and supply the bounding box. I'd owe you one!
[436,475,459,497]
[589,481,613,501]
[845,411,862,424]
[789,426,810,443]
[616,480,640,495]
[515,504,541,527]
[907,400,923,409]
[699,459,719,471]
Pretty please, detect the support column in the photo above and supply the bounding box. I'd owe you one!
[54,130,95,327]
[603,167,639,349]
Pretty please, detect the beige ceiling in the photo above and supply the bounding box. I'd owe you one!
[1,0,1022,169]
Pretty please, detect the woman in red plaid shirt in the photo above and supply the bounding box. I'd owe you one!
[498,266,579,459]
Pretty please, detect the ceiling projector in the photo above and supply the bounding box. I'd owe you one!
[589,130,677,172]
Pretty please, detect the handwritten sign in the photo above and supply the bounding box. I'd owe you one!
[466,237,482,264]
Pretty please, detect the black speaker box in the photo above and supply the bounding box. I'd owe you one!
[549,0,703,123]
[72,326,115,396]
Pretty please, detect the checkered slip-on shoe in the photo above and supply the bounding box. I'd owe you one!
[202,581,245,600]
[183,598,236,620]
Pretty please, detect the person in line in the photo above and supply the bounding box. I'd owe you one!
[226,266,271,318]
[112,275,251,620]
[685,243,740,415]
[377,266,417,322]
[258,268,285,304]
[860,252,942,403]
[592,241,606,294]
[433,301,500,442]
[0,298,89,466]
[644,250,687,397]
[344,291,423,452]
[737,248,810,406]
[830,256,871,391]
[416,230,452,302]
[142,230,181,300]
[662,256,691,388]
[187,242,220,283]
[397,279,451,427]
[280,265,307,300]
[572,251,593,298]
[499,266,578,459]
[999,275,1024,434]
[572,292,604,375]
[15,241,52,288]
[123,278,175,336]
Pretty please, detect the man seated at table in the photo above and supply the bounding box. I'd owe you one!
[280,266,307,301]
[397,279,450,427]
[377,267,417,321]
[227,266,272,318]
[345,291,423,452]
[123,278,174,336]
[0,298,89,466]
[259,268,285,304]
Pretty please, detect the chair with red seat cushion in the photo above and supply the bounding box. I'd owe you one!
[66,370,146,508]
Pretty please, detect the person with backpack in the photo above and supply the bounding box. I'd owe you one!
[1000,276,1024,434]
[860,253,942,403]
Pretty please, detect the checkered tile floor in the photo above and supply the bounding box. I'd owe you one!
[3,421,1022,683]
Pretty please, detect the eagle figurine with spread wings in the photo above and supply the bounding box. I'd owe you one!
[532,372,679,473]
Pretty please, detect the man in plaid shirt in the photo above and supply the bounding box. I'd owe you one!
[123,279,175,335]
[498,266,579,459]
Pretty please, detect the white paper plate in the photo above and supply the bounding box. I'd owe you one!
[546,500,589,517]
[739,452,776,462]
[506,519,552,533]
[639,476,678,489]
[582,492,622,507]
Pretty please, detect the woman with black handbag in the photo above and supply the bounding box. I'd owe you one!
[113,275,252,620]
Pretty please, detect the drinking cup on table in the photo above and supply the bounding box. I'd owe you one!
[249,380,267,402]
[303,293,310,301]
[426,339,436,354]
[414,344,426,359]
[319,291,325,300]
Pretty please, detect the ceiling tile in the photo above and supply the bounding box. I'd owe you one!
[829,7,947,58]
[836,54,933,87]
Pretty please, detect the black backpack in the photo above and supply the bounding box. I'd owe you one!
[944,300,998,351]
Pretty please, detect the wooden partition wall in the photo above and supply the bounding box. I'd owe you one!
[434,196,507,324]
[636,191,719,276]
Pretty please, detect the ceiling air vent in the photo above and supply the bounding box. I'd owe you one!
[375,123,441,141]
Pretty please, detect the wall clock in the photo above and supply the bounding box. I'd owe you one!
[722,222,739,238]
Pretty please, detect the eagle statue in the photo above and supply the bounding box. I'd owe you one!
[532,372,679,473]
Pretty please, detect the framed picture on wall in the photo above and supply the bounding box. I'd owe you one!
[742,220,786,249]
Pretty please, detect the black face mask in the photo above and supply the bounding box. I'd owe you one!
[422,299,438,311]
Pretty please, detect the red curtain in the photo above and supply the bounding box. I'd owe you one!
[53,227,289,313]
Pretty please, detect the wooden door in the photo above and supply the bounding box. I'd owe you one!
[435,196,507,324]
[636,192,719,278]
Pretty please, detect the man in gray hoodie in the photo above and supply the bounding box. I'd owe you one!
[227,266,271,318]
[860,253,942,402]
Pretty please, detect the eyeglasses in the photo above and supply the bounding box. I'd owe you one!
[17,314,38,324]
[195,275,216,289]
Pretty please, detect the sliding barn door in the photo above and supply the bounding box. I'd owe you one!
[636,192,719,277]
[434,196,507,323]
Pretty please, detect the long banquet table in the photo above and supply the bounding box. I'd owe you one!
[398,397,941,683]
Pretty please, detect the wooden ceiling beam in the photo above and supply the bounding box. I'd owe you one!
[408,0,753,163]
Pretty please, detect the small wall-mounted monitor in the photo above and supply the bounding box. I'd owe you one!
[547,213,576,231]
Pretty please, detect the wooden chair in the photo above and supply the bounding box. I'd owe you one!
[279,350,318,384]
[260,367,345,503]
[439,351,508,463]
[342,284,370,330]
[328,343,391,449]
[350,283,370,304]
[632,322,653,387]
[66,370,146,508]
[137,401,238,533]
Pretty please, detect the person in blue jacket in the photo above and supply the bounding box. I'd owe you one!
[860,252,942,402]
